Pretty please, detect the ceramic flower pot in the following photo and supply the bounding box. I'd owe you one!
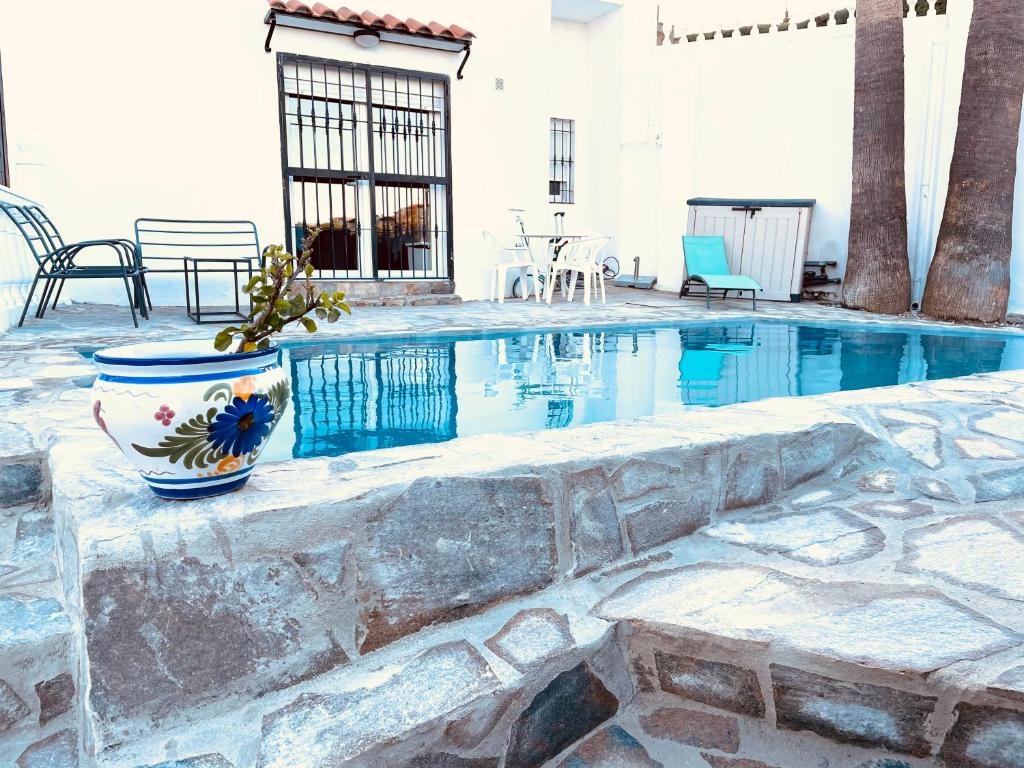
[91,340,289,499]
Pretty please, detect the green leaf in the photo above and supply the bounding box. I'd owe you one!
[304,263,314,276]
[257,338,271,350]
[327,308,340,323]
[213,332,232,352]
[300,317,317,333]
[315,307,327,320]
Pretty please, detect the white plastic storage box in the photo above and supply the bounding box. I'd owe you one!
[686,198,815,302]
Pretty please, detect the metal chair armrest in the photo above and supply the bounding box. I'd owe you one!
[51,240,140,272]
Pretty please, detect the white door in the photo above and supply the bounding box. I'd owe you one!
[740,207,805,301]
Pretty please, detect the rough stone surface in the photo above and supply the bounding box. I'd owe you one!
[704,507,883,566]
[596,564,1020,674]
[791,488,848,508]
[878,408,941,427]
[701,757,780,768]
[939,703,1024,768]
[443,692,515,750]
[954,437,1021,460]
[358,476,558,653]
[291,540,348,588]
[624,499,710,554]
[16,728,78,768]
[0,597,71,648]
[84,556,349,724]
[505,662,619,768]
[888,426,943,469]
[723,437,780,510]
[402,754,498,768]
[971,410,1024,444]
[771,665,935,756]
[901,517,1024,599]
[484,608,575,673]
[990,665,1024,702]
[852,499,932,520]
[35,672,74,726]
[610,458,679,502]
[0,678,30,731]
[911,475,960,502]
[857,469,897,493]
[12,509,55,563]
[969,466,1024,502]
[137,756,234,768]
[0,462,45,506]
[555,725,664,767]
[779,426,836,489]
[655,651,765,718]
[569,468,624,575]
[639,706,740,753]
[257,641,497,768]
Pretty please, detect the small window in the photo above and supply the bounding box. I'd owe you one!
[0,52,9,187]
[549,117,574,204]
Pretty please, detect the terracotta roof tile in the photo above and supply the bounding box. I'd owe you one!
[335,6,360,23]
[425,21,454,39]
[381,13,407,32]
[404,17,428,35]
[309,2,336,18]
[266,1,473,40]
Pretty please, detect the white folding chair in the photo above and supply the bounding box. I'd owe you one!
[545,236,610,306]
[483,230,541,303]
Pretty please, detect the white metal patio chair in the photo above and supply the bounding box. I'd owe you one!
[545,236,611,306]
[483,230,541,303]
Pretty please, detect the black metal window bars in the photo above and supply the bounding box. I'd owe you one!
[549,118,575,204]
[277,53,453,281]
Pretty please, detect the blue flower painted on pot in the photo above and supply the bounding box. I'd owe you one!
[206,394,275,457]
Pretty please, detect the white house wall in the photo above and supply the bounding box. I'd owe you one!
[643,1,1024,316]
[4,1,1024,322]
[0,0,640,324]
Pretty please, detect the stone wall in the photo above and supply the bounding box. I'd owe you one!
[49,405,879,749]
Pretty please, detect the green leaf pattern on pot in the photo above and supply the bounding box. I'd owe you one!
[131,377,290,471]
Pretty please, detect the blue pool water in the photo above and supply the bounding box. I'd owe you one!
[273,320,1024,459]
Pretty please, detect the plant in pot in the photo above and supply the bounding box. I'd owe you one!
[91,230,350,498]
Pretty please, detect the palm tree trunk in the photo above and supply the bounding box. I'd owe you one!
[922,0,1024,323]
[842,0,911,315]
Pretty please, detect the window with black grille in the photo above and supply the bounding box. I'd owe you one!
[549,118,575,204]
[277,54,452,280]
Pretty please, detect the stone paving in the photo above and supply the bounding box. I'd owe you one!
[2,294,1024,767]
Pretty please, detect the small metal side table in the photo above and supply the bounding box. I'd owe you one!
[183,257,256,324]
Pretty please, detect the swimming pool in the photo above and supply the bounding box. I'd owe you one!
[265,320,1024,459]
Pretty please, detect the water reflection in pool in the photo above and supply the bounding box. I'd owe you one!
[274,322,1022,459]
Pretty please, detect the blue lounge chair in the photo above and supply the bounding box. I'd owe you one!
[680,235,762,310]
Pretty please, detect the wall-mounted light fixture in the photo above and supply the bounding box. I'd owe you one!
[353,29,381,48]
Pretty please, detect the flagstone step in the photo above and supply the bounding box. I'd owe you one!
[595,559,1024,764]
[48,399,882,751]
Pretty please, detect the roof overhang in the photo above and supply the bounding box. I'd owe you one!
[264,10,469,53]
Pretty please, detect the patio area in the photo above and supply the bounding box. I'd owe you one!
[4,293,1024,767]
[3,0,1024,764]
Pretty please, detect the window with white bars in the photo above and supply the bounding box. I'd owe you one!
[549,118,575,204]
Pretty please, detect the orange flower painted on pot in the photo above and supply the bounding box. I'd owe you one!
[216,455,242,474]
[232,375,257,402]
